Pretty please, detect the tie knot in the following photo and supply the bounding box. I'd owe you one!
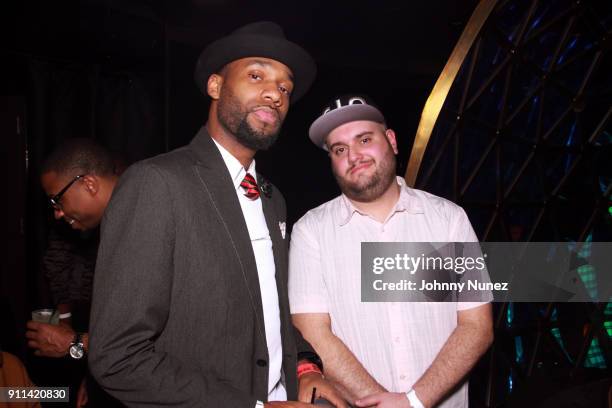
[240,173,260,200]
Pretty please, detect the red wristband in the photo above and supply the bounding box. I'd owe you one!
[297,362,322,379]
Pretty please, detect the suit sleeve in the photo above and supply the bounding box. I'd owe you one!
[294,323,316,356]
[89,163,255,408]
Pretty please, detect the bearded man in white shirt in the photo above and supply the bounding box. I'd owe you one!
[289,95,494,408]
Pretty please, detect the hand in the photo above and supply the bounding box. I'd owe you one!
[25,321,74,357]
[298,372,348,408]
[76,377,88,408]
[355,392,411,408]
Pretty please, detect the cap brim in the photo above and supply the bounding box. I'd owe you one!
[194,34,316,102]
[309,104,385,150]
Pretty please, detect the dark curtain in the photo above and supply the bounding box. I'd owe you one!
[24,55,166,320]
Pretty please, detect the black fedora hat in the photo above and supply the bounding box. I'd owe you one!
[194,21,316,102]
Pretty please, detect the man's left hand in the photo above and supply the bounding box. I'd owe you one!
[298,372,348,408]
[26,321,74,357]
[355,392,411,408]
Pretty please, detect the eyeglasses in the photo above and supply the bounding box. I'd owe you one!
[49,174,86,210]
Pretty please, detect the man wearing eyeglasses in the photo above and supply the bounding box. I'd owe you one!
[29,138,120,356]
[43,166,118,232]
[27,138,123,407]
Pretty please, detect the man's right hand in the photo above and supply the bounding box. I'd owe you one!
[25,321,75,357]
[355,392,411,408]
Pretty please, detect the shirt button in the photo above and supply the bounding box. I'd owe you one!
[400,374,406,380]
[394,337,400,343]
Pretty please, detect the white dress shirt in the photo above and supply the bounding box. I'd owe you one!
[213,139,286,402]
[289,177,490,408]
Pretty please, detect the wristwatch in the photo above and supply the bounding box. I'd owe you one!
[69,333,85,360]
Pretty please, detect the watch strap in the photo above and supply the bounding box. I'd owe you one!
[297,351,323,372]
[69,332,85,359]
[406,389,424,408]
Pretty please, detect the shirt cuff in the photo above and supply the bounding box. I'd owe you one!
[457,301,489,311]
[289,299,329,314]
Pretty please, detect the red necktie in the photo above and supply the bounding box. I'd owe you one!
[240,173,260,200]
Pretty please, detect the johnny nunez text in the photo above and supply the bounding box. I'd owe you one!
[372,279,508,291]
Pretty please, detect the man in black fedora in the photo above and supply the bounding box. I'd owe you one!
[89,21,345,408]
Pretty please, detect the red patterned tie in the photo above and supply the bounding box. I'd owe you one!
[240,173,260,200]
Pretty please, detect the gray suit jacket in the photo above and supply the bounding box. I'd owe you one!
[89,127,310,407]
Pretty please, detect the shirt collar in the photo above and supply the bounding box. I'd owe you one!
[338,176,424,226]
[212,138,257,191]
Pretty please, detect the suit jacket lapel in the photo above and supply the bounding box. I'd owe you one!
[189,127,266,340]
[261,193,287,290]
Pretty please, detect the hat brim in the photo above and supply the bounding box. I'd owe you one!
[309,104,385,150]
[194,33,316,102]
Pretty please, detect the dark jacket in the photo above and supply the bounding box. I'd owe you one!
[89,127,311,407]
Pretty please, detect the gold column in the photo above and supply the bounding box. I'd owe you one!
[404,0,498,187]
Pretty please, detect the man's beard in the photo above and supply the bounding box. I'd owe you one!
[333,145,397,202]
[217,89,283,151]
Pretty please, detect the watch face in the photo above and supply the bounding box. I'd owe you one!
[69,344,84,359]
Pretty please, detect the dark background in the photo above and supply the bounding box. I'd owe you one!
[1,0,479,205]
[0,0,477,346]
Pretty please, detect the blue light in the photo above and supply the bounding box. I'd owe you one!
[515,336,524,363]
[564,121,577,172]
[557,36,578,65]
[507,303,514,326]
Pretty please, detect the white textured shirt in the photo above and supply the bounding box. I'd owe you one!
[213,139,286,402]
[289,177,488,408]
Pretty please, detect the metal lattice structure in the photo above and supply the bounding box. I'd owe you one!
[410,0,612,405]
[415,0,611,242]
